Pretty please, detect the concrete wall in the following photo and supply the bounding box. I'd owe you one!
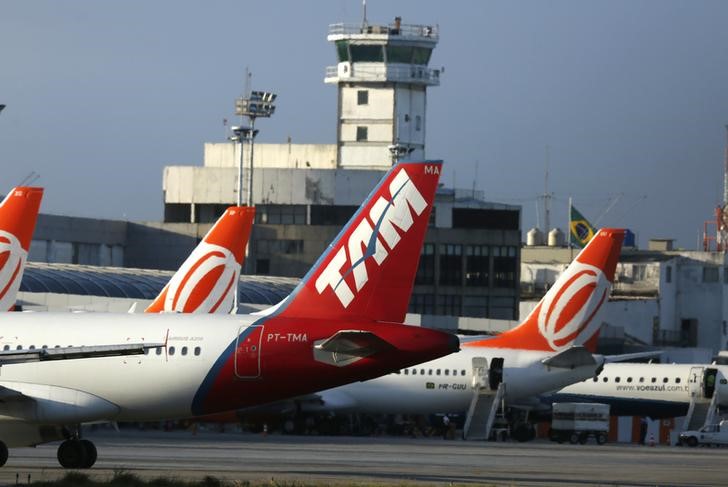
[203,143,337,169]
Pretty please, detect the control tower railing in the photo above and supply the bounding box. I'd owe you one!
[328,22,438,40]
[325,64,440,85]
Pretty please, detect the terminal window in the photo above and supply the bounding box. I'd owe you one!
[356,126,368,141]
[415,243,435,284]
[465,245,489,287]
[439,244,462,286]
[357,90,369,105]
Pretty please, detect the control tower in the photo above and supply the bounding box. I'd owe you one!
[325,17,440,169]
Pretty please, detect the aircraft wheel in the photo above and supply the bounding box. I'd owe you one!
[0,441,7,467]
[57,439,87,469]
[79,439,97,468]
[686,436,698,447]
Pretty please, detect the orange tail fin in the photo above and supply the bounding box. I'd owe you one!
[466,228,625,352]
[145,206,255,314]
[0,187,44,311]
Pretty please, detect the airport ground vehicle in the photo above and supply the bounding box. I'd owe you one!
[678,420,728,447]
[549,402,610,445]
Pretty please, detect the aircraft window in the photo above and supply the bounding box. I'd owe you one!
[593,377,598,382]
[663,377,668,383]
[404,369,409,375]
[29,345,35,350]
[615,377,621,383]
[445,369,450,376]
[436,369,441,376]
[603,377,608,382]
[639,377,644,383]
[2,345,8,351]
[143,348,149,355]
[453,369,457,376]
[169,346,175,356]
[721,379,727,385]
[627,377,633,383]
[181,346,188,356]
[16,345,22,350]
[412,369,417,375]
[675,378,681,384]
[42,345,48,349]
[428,369,433,375]
[651,377,657,383]
[420,369,425,375]
[156,348,162,356]
[194,347,201,356]
[54,345,60,348]
[461,370,466,376]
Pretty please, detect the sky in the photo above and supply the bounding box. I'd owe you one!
[1,1,728,249]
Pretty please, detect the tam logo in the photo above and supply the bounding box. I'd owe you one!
[164,242,241,313]
[0,230,26,311]
[315,168,427,307]
[537,262,609,351]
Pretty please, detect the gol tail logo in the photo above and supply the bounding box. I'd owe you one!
[0,231,26,311]
[315,168,427,307]
[164,242,241,313]
[537,261,609,351]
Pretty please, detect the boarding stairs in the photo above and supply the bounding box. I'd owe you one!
[463,381,506,440]
[684,390,719,431]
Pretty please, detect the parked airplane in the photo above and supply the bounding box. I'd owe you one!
[248,229,627,440]
[145,206,255,314]
[0,161,458,469]
[547,362,728,419]
[0,186,43,311]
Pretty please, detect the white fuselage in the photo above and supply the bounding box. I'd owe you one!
[550,363,728,417]
[0,312,255,423]
[310,345,601,415]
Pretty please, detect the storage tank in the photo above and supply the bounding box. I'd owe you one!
[548,228,565,247]
[526,228,544,246]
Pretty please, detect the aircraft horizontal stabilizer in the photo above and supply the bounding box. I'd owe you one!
[314,330,395,367]
[542,346,597,369]
[0,343,164,366]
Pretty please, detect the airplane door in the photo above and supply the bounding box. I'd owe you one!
[489,357,504,390]
[471,357,488,390]
[235,325,263,379]
[704,368,718,399]
[689,366,704,399]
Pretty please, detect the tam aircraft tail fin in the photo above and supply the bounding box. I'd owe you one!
[273,161,443,324]
[145,206,255,314]
[0,187,44,311]
[467,228,625,352]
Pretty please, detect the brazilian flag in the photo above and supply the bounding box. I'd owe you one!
[570,206,596,248]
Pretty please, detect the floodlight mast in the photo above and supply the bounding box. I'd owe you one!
[234,91,276,207]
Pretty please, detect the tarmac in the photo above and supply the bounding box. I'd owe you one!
[1,430,725,486]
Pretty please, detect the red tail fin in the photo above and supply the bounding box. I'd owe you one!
[466,228,625,352]
[0,187,44,311]
[145,206,255,314]
[273,161,442,323]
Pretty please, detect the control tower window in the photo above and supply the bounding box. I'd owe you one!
[356,126,368,141]
[412,47,432,65]
[386,46,414,63]
[350,45,383,62]
[336,40,350,62]
[357,90,369,105]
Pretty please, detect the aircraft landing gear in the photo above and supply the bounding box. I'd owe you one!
[57,438,97,469]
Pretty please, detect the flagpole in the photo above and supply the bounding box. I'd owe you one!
[568,196,574,261]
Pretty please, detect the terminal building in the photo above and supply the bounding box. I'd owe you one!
[22,17,522,322]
